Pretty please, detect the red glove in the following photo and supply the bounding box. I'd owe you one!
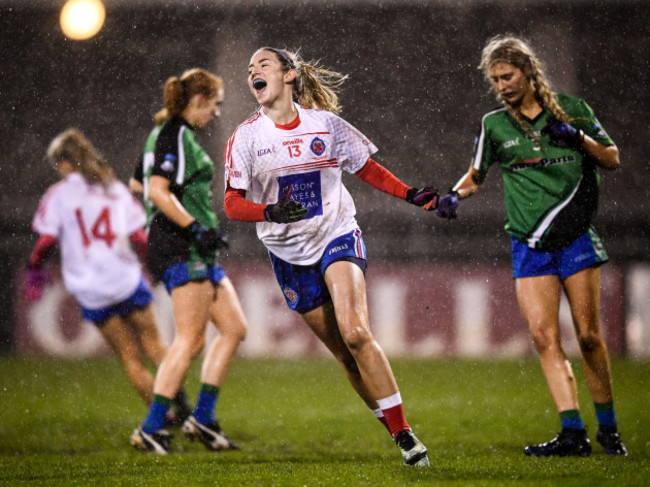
[25,267,52,301]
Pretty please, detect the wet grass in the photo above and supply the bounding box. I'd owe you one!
[0,357,648,486]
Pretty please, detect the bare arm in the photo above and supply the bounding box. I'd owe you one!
[452,166,486,199]
[148,175,194,228]
[128,177,144,196]
[580,135,620,170]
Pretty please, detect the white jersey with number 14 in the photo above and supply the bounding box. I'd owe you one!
[32,173,146,309]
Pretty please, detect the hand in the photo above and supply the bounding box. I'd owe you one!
[25,266,52,301]
[264,186,308,224]
[436,191,459,219]
[541,118,584,148]
[405,187,440,210]
[183,221,229,255]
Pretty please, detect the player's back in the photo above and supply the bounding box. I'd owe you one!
[36,173,146,309]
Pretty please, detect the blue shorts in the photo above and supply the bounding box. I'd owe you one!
[162,261,227,293]
[270,229,367,314]
[81,278,153,326]
[511,226,609,280]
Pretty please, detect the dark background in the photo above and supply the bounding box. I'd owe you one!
[1,0,648,352]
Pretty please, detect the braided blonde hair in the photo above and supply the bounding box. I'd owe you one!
[259,47,349,114]
[46,128,114,188]
[479,35,576,140]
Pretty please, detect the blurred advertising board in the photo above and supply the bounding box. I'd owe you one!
[14,261,636,358]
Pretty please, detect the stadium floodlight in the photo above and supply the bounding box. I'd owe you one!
[59,0,106,41]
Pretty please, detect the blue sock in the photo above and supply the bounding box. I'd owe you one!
[559,409,584,430]
[193,383,220,425]
[142,394,171,433]
[595,402,617,428]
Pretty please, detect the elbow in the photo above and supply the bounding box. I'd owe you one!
[147,185,164,207]
[601,147,621,171]
[608,153,621,171]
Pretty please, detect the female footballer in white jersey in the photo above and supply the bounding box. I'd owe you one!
[26,128,191,422]
[224,47,439,467]
[437,35,626,457]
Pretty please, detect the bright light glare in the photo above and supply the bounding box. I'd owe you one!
[60,0,106,41]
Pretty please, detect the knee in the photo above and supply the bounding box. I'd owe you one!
[226,320,248,344]
[171,333,204,360]
[529,324,560,354]
[341,325,373,353]
[190,334,206,358]
[577,330,603,353]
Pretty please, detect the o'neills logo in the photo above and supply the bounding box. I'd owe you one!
[283,138,303,146]
[328,244,349,255]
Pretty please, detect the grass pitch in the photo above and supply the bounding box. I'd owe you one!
[0,357,647,486]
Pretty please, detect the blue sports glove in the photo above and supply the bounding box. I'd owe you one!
[264,186,308,224]
[542,118,584,148]
[436,191,459,219]
[183,221,229,255]
[406,187,440,210]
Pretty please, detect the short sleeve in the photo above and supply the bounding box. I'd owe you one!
[116,182,147,234]
[132,155,144,183]
[328,113,378,174]
[152,123,183,182]
[225,127,253,192]
[471,117,494,174]
[31,185,61,237]
[575,99,615,147]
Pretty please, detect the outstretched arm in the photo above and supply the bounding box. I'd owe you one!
[355,158,410,199]
[435,166,486,219]
[355,158,439,208]
[453,166,485,199]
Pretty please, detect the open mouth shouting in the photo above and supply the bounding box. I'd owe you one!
[253,78,267,91]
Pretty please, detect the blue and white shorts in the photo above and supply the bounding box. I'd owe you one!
[81,278,153,326]
[270,228,367,313]
[511,226,609,281]
[162,261,227,293]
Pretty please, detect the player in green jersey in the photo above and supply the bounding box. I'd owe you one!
[130,69,248,454]
[436,35,626,457]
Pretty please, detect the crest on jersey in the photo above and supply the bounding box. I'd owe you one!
[283,286,298,304]
[310,137,325,156]
[161,153,176,172]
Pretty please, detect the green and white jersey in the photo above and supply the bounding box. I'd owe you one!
[472,94,614,251]
[144,116,219,276]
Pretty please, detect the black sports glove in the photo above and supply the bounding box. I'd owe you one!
[436,191,459,219]
[405,187,440,210]
[182,221,229,255]
[541,118,584,148]
[264,186,308,224]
